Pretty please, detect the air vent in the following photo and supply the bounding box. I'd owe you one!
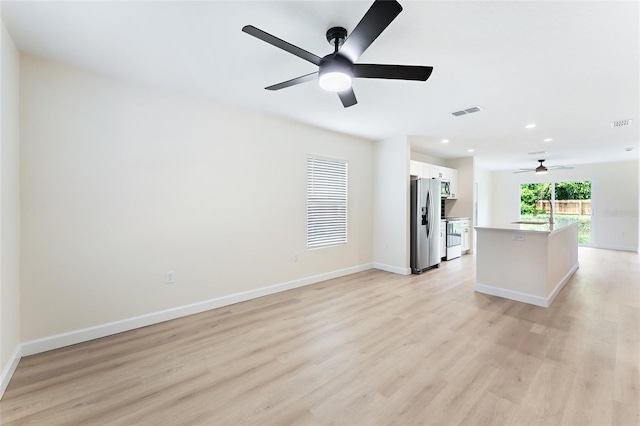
[451,106,483,117]
[611,119,633,128]
[464,106,482,114]
[528,150,547,156]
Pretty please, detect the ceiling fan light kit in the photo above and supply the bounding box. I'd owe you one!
[535,160,548,175]
[513,159,574,175]
[318,50,353,92]
[242,0,433,107]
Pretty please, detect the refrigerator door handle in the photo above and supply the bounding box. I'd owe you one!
[425,190,430,238]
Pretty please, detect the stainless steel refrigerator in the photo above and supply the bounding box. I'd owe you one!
[411,177,441,274]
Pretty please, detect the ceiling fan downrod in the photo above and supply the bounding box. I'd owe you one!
[326,27,347,53]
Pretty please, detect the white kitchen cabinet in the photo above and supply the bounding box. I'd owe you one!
[430,165,443,180]
[420,163,431,179]
[440,219,446,259]
[410,161,432,179]
[410,161,457,198]
[461,219,470,252]
[448,168,458,199]
[410,160,420,177]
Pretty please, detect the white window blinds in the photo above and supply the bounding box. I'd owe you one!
[307,156,348,249]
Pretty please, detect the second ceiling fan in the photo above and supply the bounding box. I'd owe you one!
[242,0,433,108]
[513,160,575,175]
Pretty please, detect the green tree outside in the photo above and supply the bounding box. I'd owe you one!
[520,181,592,244]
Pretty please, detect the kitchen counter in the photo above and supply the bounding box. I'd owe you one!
[475,219,578,235]
[474,221,579,307]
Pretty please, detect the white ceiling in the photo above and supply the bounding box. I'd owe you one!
[2,1,638,171]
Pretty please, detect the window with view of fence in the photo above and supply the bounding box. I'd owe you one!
[535,200,592,215]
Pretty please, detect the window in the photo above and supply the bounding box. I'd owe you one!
[520,180,591,244]
[307,156,347,249]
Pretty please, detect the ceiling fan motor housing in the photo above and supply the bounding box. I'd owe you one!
[318,54,353,92]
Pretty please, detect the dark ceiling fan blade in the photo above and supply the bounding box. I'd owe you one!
[353,64,433,81]
[338,88,357,108]
[338,0,403,63]
[265,72,318,91]
[242,25,322,66]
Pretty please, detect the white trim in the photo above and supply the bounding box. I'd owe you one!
[373,262,411,275]
[547,262,580,306]
[474,261,579,308]
[0,344,21,400]
[22,263,373,357]
[583,244,638,252]
[474,283,550,307]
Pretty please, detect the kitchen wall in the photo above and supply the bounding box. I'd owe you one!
[19,55,374,342]
[491,160,639,251]
[444,157,473,217]
[373,136,410,274]
[475,167,493,227]
[410,151,447,167]
[0,22,21,397]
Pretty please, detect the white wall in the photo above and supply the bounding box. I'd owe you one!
[410,151,447,167]
[444,157,474,218]
[491,160,639,251]
[19,55,374,341]
[475,166,493,226]
[373,136,410,274]
[0,21,21,397]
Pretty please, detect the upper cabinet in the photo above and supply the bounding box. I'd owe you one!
[411,160,458,199]
[410,161,431,179]
[430,165,444,180]
[448,168,458,199]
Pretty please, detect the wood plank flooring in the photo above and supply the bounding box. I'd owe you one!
[1,247,638,425]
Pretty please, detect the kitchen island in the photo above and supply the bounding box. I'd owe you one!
[474,221,579,307]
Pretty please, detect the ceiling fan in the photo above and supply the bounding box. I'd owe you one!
[242,0,433,108]
[513,159,575,175]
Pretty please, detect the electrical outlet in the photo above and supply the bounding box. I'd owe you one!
[294,254,298,262]
[512,234,525,241]
[385,243,389,251]
[166,271,175,284]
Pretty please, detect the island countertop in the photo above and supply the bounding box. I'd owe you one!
[474,220,578,235]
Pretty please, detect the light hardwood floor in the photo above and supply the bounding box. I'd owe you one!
[1,247,639,425]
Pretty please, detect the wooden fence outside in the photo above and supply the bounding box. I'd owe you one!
[535,200,592,215]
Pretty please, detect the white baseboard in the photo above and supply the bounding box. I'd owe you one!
[21,263,374,357]
[583,244,638,252]
[0,344,21,400]
[547,262,580,306]
[474,283,550,307]
[373,262,411,275]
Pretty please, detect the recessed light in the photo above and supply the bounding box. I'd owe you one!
[525,124,537,129]
[543,138,553,142]
[467,149,475,153]
[441,139,449,144]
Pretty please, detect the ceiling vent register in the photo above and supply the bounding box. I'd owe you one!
[452,106,483,117]
[611,119,633,128]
